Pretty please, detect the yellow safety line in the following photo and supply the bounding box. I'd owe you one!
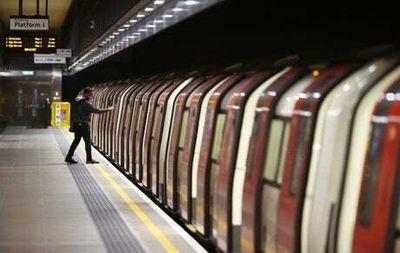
[61,128,179,253]
[95,163,179,253]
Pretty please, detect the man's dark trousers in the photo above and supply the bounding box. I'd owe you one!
[66,122,93,161]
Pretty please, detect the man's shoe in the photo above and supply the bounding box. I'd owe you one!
[86,160,100,164]
[65,158,78,164]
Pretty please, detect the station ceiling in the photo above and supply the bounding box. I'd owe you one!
[0,0,72,33]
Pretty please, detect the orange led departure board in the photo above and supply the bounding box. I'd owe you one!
[5,36,56,53]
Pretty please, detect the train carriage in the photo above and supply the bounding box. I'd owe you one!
[277,63,358,253]
[114,84,138,166]
[338,65,400,253]
[109,83,131,160]
[118,82,144,171]
[100,82,122,152]
[149,78,193,201]
[138,80,173,183]
[177,74,226,222]
[212,70,277,252]
[194,73,245,236]
[301,57,397,253]
[232,66,306,253]
[165,77,206,211]
[142,80,176,188]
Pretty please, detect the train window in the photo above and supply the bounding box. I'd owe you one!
[179,110,189,148]
[211,114,226,160]
[357,122,385,226]
[263,119,285,181]
[152,107,160,136]
[289,118,311,197]
[276,120,291,184]
[137,105,143,131]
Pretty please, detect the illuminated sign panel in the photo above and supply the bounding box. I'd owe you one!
[5,36,56,53]
[10,18,49,31]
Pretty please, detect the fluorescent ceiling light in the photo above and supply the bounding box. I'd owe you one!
[137,14,145,17]
[118,28,125,32]
[163,14,173,18]
[154,19,164,23]
[184,0,200,5]
[147,24,156,28]
[22,70,34,76]
[123,24,131,28]
[129,19,138,23]
[145,8,154,12]
[172,8,184,12]
[154,0,165,4]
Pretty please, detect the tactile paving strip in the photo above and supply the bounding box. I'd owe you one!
[53,128,145,253]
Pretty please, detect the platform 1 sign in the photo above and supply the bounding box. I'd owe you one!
[10,18,49,31]
[34,54,66,64]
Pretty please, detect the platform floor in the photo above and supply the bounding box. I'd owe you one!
[0,126,206,253]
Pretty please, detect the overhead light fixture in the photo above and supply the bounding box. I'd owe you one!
[22,70,34,76]
[69,0,224,74]
[184,0,200,5]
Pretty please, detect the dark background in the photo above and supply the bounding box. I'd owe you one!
[62,1,400,102]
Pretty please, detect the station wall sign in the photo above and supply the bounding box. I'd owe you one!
[56,49,72,58]
[10,18,49,31]
[34,54,66,64]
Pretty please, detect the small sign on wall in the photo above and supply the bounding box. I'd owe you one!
[34,53,66,64]
[10,18,49,31]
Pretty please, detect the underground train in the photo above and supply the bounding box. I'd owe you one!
[77,52,400,253]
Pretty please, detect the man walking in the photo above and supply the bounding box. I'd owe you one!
[65,87,114,164]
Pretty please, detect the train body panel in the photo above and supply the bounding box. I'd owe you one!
[180,75,227,222]
[352,79,400,253]
[212,70,275,251]
[134,81,166,181]
[301,58,397,253]
[166,77,205,210]
[195,73,244,236]
[142,81,173,188]
[338,65,400,253]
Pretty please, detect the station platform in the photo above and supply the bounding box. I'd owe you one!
[0,126,206,253]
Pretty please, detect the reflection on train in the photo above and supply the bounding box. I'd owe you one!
[80,54,400,253]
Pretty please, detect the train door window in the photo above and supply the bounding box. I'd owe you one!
[357,121,385,226]
[263,119,285,181]
[137,105,143,131]
[289,118,312,197]
[211,113,226,160]
[179,110,189,148]
[276,121,291,184]
[152,107,160,137]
